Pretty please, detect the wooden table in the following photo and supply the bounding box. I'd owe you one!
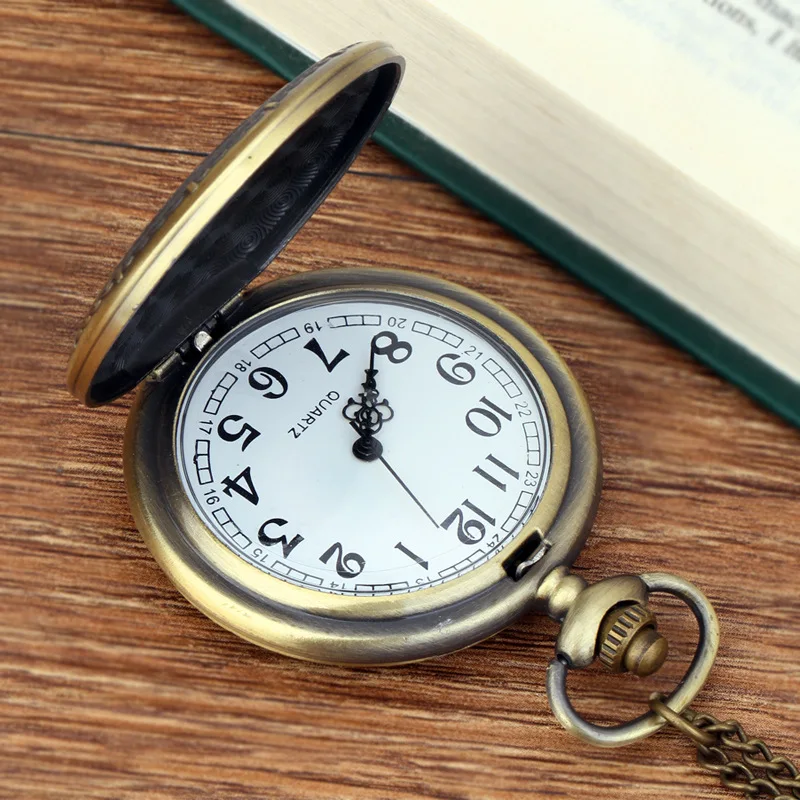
[2,2,798,798]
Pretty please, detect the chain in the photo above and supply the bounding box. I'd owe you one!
[650,695,800,799]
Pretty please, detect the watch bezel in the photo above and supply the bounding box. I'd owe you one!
[124,268,601,664]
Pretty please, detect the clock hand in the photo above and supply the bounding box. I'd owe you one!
[341,368,393,461]
[378,454,439,529]
[339,332,435,525]
[340,335,436,526]
[341,333,399,461]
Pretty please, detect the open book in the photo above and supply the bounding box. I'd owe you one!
[175,0,800,426]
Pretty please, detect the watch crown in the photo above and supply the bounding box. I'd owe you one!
[598,603,668,678]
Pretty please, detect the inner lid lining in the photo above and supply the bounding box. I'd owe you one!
[88,64,399,404]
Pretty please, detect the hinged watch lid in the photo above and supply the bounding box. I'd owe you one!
[67,42,404,406]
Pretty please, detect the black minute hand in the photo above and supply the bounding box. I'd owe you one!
[378,454,439,530]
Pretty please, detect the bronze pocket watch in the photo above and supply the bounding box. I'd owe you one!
[66,42,797,793]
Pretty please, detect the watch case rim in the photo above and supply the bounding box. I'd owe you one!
[124,267,601,665]
[67,42,403,407]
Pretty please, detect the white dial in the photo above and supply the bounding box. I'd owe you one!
[175,287,552,596]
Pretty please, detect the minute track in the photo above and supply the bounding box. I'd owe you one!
[175,288,552,596]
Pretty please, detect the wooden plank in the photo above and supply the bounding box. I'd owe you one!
[1,2,798,798]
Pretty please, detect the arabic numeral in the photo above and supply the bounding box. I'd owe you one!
[249,366,288,399]
[441,499,496,545]
[524,470,539,488]
[319,542,366,578]
[514,400,532,417]
[304,337,350,372]
[258,518,303,558]
[217,415,261,451]
[221,466,259,506]
[436,353,476,385]
[473,453,519,492]
[465,396,512,437]
[371,331,412,364]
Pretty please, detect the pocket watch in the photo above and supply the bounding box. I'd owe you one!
[69,41,780,786]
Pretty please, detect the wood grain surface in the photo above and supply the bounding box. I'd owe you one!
[1,2,798,798]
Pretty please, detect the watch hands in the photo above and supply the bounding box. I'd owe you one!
[341,365,394,461]
[341,331,436,527]
[342,407,439,529]
[378,454,440,529]
[341,331,409,461]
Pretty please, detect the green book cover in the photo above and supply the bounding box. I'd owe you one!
[173,0,800,428]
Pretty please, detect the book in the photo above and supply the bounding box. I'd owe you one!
[173,0,800,427]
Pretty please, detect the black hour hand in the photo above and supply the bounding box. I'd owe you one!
[342,367,394,461]
[341,331,411,461]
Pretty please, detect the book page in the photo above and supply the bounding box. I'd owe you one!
[427,0,800,243]
[598,0,800,118]
[429,0,800,118]
[225,0,800,383]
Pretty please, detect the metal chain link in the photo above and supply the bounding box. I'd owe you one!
[650,696,800,799]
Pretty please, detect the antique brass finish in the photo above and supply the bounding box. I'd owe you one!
[67,41,403,406]
[540,571,668,678]
[64,39,737,773]
[649,695,716,748]
[126,268,602,664]
[650,695,800,797]
[535,565,587,622]
[554,574,648,669]
[598,603,668,677]
[546,572,719,747]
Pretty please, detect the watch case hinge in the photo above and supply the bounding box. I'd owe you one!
[147,292,245,384]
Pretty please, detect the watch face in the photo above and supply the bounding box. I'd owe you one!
[175,286,552,596]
